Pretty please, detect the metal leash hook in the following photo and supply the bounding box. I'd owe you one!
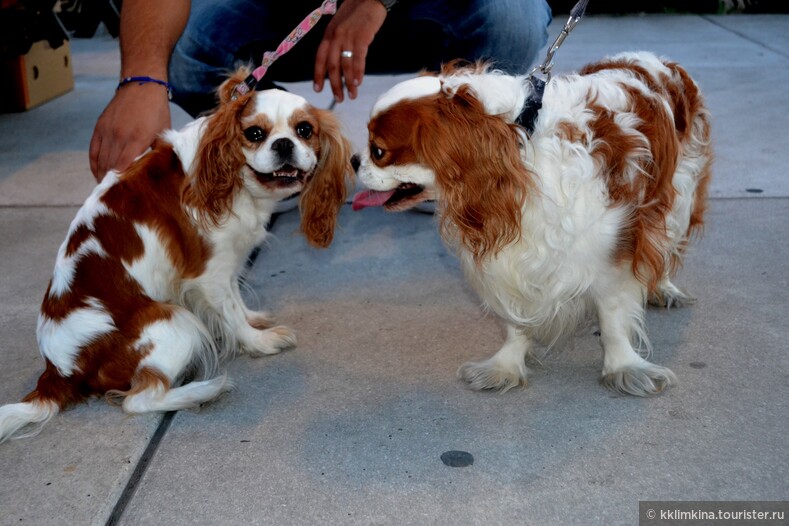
[518,0,588,134]
[529,0,589,83]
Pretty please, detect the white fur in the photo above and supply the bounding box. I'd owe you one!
[134,310,212,377]
[0,401,58,442]
[37,298,115,377]
[124,224,180,301]
[122,374,230,413]
[163,117,206,173]
[372,76,441,116]
[441,70,530,121]
[358,52,711,396]
[49,176,115,297]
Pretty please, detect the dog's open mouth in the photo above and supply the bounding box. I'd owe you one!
[251,164,307,187]
[352,183,427,211]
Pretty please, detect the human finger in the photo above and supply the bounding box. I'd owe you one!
[326,40,345,102]
[313,39,331,93]
[350,42,369,98]
[340,48,356,99]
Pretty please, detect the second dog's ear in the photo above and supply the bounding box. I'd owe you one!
[415,85,533,262]
[217,67,252,105]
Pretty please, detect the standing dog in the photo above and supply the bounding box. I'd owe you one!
[353,52,712,396]
[0,70,352,442]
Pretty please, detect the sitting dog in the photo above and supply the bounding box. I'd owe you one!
[353,52,712,396]
[0,70,352,442]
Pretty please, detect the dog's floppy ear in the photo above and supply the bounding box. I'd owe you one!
[415,85,533,262]
[182,70,253,227]
[299,108,353,248]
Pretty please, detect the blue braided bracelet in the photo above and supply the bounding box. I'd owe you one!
[117,76,173,100]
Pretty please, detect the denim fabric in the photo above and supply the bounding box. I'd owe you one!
[169,0,552,116]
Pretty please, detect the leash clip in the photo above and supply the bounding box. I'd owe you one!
[528,0,589,85]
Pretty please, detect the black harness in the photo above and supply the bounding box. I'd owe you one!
[515,77,546,135]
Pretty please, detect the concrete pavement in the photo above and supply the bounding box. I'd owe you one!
[0,14,787,526]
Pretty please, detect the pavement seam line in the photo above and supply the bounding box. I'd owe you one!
[104,411,177,526]
[700,15,789,60]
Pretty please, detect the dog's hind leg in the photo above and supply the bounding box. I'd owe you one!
[594,270,677,396]
[457,324,531,392]
[119,308,230,414]
[121,372,230,413]
[648,276,696,309]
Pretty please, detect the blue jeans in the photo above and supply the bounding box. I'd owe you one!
[170,0,552,116]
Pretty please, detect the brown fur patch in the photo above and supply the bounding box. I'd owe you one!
[23,361,83,409]
[299,107,353,248]
[105,366,171,405]
[557,121,586,144]
[182,93,252,228]
[65,225,92,257]
[102,142,211,278]
[582,56,711,291]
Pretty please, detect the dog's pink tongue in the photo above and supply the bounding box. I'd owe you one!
[352,189,395,211]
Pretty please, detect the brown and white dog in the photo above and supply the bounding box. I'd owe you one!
[353,52,712,396]
[0,70,352,442]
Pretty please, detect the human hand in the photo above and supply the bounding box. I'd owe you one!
[89,82,172,181]
[313,0,387,102]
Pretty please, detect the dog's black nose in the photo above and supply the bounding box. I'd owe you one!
[272,138,294,157]
[351,154,361,172]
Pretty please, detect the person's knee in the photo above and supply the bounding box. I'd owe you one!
[468,0,553,72]
[168,12,243,117]
[168,41,223,117]
[168,1,245,114]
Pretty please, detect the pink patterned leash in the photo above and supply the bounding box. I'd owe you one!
[233,0,338,99]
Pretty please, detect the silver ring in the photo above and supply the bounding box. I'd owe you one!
[341,50,353,59]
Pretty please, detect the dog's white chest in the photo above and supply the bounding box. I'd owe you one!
[455,171,626,334]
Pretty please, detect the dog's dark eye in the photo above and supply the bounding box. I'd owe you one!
[296,122,313,139]
[244,126,267,142]
[371,145,385,161]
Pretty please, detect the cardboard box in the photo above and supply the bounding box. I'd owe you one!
[0,39,74,112]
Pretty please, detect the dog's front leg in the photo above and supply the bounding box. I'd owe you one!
[457,324,531,392]
[198,277,296,357]
[231,278,276,329]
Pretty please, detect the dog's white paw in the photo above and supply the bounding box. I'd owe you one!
[457,357,528,392]
[245,325,297,356]
[600,362,677,396]
[246,310,275,329]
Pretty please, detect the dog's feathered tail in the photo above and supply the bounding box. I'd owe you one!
[0,399,59,443]
[0,362,82,443]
